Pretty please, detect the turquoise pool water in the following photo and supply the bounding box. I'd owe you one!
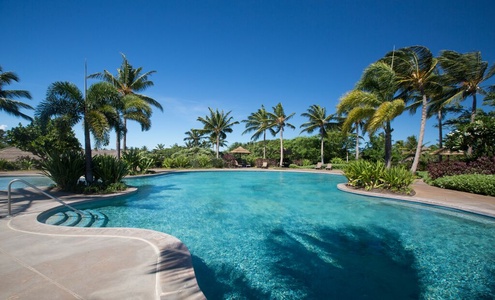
[0,175,54,190]
[75,171,494,299]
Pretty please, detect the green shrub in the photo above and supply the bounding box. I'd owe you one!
[344,160,414,193]
[432,174,495,196]
[174,156,190,168]
[302,159,312,166]
[122,148,154,174]
[93,155,129,186]
[211,158,224,168]
[382,166,415,193]
[191,155,211,168]
[0,159,17,170]
[330,157,345,164]
[41,150,84,192]
[162,157,175,168]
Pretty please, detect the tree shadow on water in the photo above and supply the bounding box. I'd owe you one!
[266,225,421,300]
[192,255,269,300]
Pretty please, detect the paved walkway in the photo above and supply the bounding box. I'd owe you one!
[1,170,494,299]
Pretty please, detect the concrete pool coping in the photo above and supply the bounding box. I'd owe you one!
[1,169,495,299]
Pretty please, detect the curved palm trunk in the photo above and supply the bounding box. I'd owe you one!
[355,122,360,160]
[467,94,477,156]
[279,127,284,167]
[83,118,93,183]
[411,94,428,173]
[385,121,392,169]
[438,110,443,162]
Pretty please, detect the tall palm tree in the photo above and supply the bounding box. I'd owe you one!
[438,50,495,154]
[184,129,205,147]
[300,104,337,164]
[89,53,163,151]
[36,81,120,183]
[0,66,33,120]
[242,105,270,159]
[382,46,440,172]
[267,103,295,167]
[337,62,405,168]
[197,108,239,158]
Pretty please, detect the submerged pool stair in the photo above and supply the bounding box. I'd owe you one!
[45,209,109,228]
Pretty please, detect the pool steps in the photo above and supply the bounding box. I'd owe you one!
[45,209,109,228]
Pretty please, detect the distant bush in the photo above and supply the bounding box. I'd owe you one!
[330,157,345,164]
[427,156,495,180]
[432,174,495,196]
[93,155,129,186]
[0,159,17,170]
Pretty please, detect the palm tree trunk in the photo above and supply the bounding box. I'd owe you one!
[438,110,443,162]
[116,130,121,159]
[467,94,477,155]
[123,117,127,152]
[320,135,324,164]
[263,130,266,159]
[385,121,392,168]
[355,122,360,160]
[279,127,284,167]
[216,135,220,158]
[411,94,428,173]
[83,118,93,183]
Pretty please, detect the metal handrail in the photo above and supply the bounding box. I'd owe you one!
[7,179,85,217]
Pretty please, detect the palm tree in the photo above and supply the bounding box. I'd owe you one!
[242,105,270,159]
[36,81,120,183]
[0,66,33,120]
[382,46,441,172]
[89,53,162,152]
[337,62,405,168]
[184,129,205,147]
[197,108,239,158]
[267,103,295,167]
[438,50,495,155]
[300,104,337,164]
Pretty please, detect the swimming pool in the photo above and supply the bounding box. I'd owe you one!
[0,175,54,191]
[60,171,495,299]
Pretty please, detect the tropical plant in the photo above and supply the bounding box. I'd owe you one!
[93,154,129,186]
[382,46,440,173]
[89,53,162,152]
[197,108,239,158]
[122,148,154,174]
[184,129,206,148]
[438,50,495,155]
[36,81,120,183]
[338,62,405,168]
[267,103,295,167]
[242,105,270,159]
[300,104,338,164]
[41,150,85,192]
[0,66,33,120]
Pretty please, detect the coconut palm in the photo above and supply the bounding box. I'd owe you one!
[197,108,239,158]
[36,81,120,183]
[89,53,162,151]
[0,66,33,120]
[337,62,405,168]
[382,46,441,172]
[267,103,295,167]
[300,104,338,164]
[184,129,205,148]
[438,51,495,154]
[242,105,270,159]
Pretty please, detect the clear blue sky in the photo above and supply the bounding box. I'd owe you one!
[2,0,494,150]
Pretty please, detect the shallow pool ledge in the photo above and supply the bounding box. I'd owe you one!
[3,191,206,300]
[337,183,495,219]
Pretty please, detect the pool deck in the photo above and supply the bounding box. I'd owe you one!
[1,169,495,299]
